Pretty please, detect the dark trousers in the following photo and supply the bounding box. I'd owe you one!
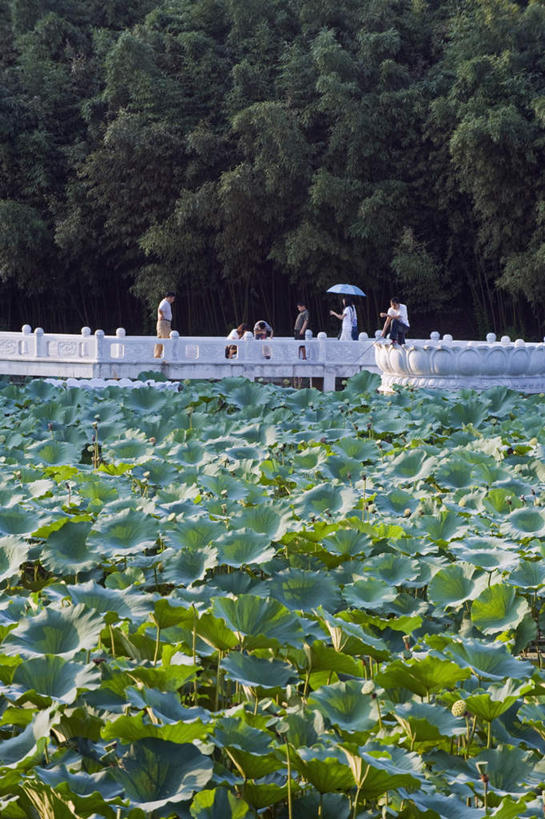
[390,319,409,345]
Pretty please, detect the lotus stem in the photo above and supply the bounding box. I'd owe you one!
[215,650,222,711]
[487,720,492,749]
[153,621,160,665]
[286,741,293,819]
[109,625,116,658]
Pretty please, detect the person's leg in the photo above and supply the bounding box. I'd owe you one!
[154,320,170,358]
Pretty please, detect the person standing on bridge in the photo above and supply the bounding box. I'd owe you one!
[330,297,358,340]
[154,291,176,359]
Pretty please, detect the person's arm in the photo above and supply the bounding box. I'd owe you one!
[329,310,343,320]
[300,319,308,334]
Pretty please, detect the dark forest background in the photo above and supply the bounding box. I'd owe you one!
[1,0,545,339]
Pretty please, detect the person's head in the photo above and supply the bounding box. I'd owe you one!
[390,296,400,307]
[343,296,354,307]
[166,291,176,303]
[236,323,248,337]
[296,300,306,311]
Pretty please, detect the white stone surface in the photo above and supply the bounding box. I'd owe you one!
[375,338,545,393]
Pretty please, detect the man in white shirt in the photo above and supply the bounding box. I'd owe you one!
[380,297,409,345]
[154,291,176,358]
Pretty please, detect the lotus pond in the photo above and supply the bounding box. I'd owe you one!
[2,373,545,818]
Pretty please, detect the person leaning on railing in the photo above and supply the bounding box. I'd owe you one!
[154,291,176,359]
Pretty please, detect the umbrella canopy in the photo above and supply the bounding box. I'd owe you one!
[326,284,366,297]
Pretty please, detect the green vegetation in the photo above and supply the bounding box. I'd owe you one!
[1,0,545,336]
[1,374,545,816]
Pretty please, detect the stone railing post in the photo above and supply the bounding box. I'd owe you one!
[34,327,45,357]
[169,330,179,361]
[94,330,105,362]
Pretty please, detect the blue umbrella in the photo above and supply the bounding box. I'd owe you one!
[326,284,366,297]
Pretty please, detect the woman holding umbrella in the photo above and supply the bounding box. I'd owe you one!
[330,297,358,340]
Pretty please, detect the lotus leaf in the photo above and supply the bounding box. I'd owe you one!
[507,560,545,589]
[295,483,358,519]
[221,651,297,688]
[110,739,213,811]
[395,702,465,745]
[343,742,425,797]
[230,505,291,540]
[212,594,303,648]
[4,604,103,659]
[503,508,545,538]
[428,563,488,607]
[374,487,419,516]
[161,545,218,586]
[308,680,378,733]
[5,655,100,704]
[0,507,41,536]
[469,746,544,797]
[102,711,211,743]
[292,745,354,793]
[88,508,159,556]
[471,585,530,634]
[0,708,51,769]
[163,518,224,550]
[442,638,534,681]
[375,657,470,697]
[41,521,99,574]
[55,579,154,623]
[343,577,397,610]
[266,569,341,612]
[0,535,29,584]
[36,764,123,801]
[216,529,275,568]
[385,449,436,482]
[190,788,249,818]
[465,680,531,722]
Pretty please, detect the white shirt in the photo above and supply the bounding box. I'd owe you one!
[158,298,172,322]
[227,329,239,340]
[388,303,409,327]
[340,305,356,340]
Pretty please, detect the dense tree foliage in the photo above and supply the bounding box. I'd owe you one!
[1,0,545,337]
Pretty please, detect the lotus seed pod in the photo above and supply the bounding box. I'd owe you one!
[403,508,411,517]
[451,699,466,717]
[362,680,375,695]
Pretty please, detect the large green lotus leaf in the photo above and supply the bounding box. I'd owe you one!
[88,508,158,555]
[344,742,425,798]
[319,455,363,482]
[161,545,218,586]
[124,389,168,412]
[221,652,297,689]
[125,687,212,726]
[0,708,51,768]
[448,400,487,428]
[322,528,372,560]
[229,505,291,540]
[163,518,225,550]
[216,530,276,568]
[449,540,519,572]
[395,702,465,744]
[102,712,211,744]
[471,585,530,634]
[58,580,154,623]
[365,553,419,585]
[318,610,391,660]
[307,642,364,677]
[416,509,467,541]
[411,793,485,818]
[36,763,122,802]
[195,612,238,651]
[374,488,419,516]
[506,560,545,589]
[465,680,531,722]
[442,638,534,681]
[41,521,99,574]
[343,577,397,611]
[265,569,341,612]
[503,508,545,538]
[0,507,40,536]
[482,488,524,515]
[131,459,180,488]
[190,788,249,818]
[170,441,211,468]
[435,459,475,489]
[295,484,358,519]
[5,656,100,704]
[333,436,380,462]
[0,536,29,583]
[103,432,155,462]
[199,473,250,501]
[110,739,213,811]
[4,603,103,659]
[384,449,436,481]
[212,594,303,648]
[469,746,544,797]
[214,717,275,754]
[292,745,354,793]
[242,782,292,810]
[428,563,488,607]
[344,369,381,396]
[375,657,470,697]
[27,440,81,466]
[125,662,198,692]
[308,680,378,733]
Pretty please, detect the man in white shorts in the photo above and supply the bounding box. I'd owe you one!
[380,297,409,345]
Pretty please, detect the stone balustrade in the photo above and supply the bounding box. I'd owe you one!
[0,325,379,391]
[375,334,545,392]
